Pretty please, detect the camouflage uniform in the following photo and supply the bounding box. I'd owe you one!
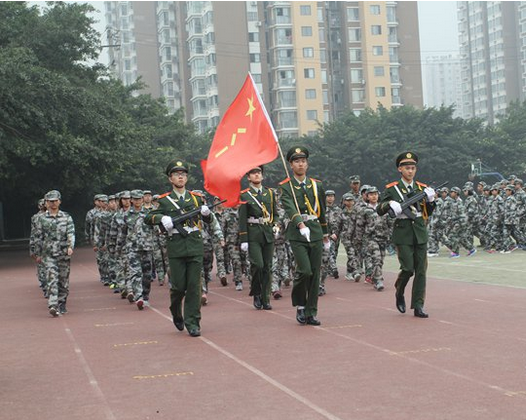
[30,205,47,293]
[363,200,392,290]
[442,191,474,255]
[152,225,169,285]
[201,212,225,293]
[33,198,75,314]
[352,196,369,279]
[335,197,359,281]
[427,195,445,255]
[93,201,111,285]
[485,189,505,251]
[320,202,342,294]
[271,206,294,296]
[116,202,154,304]
[223,207,245,288]
[503,187,522,250]
[514,180,526,247]
[107,204,130,296]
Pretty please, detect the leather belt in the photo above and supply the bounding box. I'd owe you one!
[301,214,318,221]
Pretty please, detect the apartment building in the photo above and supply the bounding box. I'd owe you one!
[423,55,463,117]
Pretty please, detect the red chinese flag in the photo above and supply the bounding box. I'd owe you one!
[201,73,278,207]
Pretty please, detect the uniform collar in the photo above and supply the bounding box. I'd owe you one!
[400,179,414,189]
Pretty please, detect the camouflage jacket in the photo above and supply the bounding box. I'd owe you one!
[84,207,98,245]
[107,209,128,254]
[464,195,479,224]
[29,211,45,257]
[33,210,75,258]
[487,195,504,224]
[363,204,392,245]
[335,207,355,243]
[351,201,367,243]
[504,195,520,225]
[444,197,468,224]
[326,205,343,236]
[202,212,224,243]
[117,207,154,253]
[223,207,241,245]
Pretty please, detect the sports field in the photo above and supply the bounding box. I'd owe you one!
[1,247,525,420]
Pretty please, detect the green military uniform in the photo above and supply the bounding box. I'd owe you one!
[377,152,435,316]
[279,147,328,323]
[144,160,210,335]
[239,180,278,308]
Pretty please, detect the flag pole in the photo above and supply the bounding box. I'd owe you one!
[248,72,303,217]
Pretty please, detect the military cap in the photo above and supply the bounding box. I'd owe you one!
[120,190,131,199]
[93,194,101,201]
[247,166,264,174]
[130,189,144,199]
[360,184,371,194]
[451,187,461,194]
[325,190,336,196]
[505,184,515,191]
[500,179,507,184]
[514,178,523,185]
[45,190,61,201]
[143,190,152,195]
[508,175,517,180]
[108,195,116,200]
[483,185,490,191]
[38,199,45,207]
[166,159,189,175]
[396,152,418,167]
[463,181,474,188]
[490,184,500,191]
[477,181,487,187]
[342,193,355,201]
[463,186,474,192]
[348,175,360,183]
[366,186,379,194]
[286,146,309,162]
[99,194,108,202]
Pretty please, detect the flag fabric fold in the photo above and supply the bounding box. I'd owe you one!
[201,74,278,207]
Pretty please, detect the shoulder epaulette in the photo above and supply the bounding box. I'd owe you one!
[416,181,428,187]
[310,178,321,182]
[190,191,204,197]
[385,181,398,188]
[279,178,290,185]
[158,192,171,198]
[240,188,250,194]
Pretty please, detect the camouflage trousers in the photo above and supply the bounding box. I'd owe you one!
[484,222,506,251]
[365,240,386,283]
[126,250,152,301]
[427,224,445,253]
[107,252,118,286]
[202,239,226,289]
[272,241,294,292]
[443,222,473,253]
[321,239,339,284]
[152,243,169,284]
[37,261,46,290]
[226,241,243,284]
[213,241,227,279]
[115,252,128,293]
[44,256,71,309]
[503,224,523,248]
[341,238,360,277]
[96,248,110,284]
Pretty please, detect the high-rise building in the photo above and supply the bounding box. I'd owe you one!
[105,1,423,136]
[423,55,463,117]
[458,1,524,123]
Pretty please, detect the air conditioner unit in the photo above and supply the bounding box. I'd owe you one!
[255,21,262,27]
[251,1,258,6]
[361,79,366,85]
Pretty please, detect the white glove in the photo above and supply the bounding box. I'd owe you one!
[323,240,330,251]
[424,187,435,202]
[161,216,174,231]
[389,201,402,216]
[240,242,249,252]
[200,205,211,216]
[299,226,311,242]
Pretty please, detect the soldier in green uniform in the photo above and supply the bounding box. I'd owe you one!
[239,166,278,310]
[144,160,212,337]
[279,146,329,325]
[377,152,436,318]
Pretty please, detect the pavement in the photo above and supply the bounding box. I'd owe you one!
[1,247,525,420]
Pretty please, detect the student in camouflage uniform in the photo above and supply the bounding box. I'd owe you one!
[201,210,225,304]
[33,190,75,317]
[484,184,505,252]
[107,191,132,297]
[93,195,111,285]
[343,175,361,204]
[116,190,154,310]
[30,198,47,295]
[336,193,359,281]
[353,185,371,282]
[443,187,476,257]
[427,188,445,257]
[513,179,526,249]
[213,198,230,281]
[271,203,294,299]
[363,186,392,291]
[84,194,100,245]
[463,185,482,249]
[320,190,342,295]
[102,195,119,290]
[502,185,522,252]
[224,206,245,291]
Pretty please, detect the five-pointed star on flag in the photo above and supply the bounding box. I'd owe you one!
[245,96,256,122]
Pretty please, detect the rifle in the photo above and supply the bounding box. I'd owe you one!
[388,181,449,220]
[161,199,227,237]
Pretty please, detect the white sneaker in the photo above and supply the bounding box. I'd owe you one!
[427,252,439,257]
[345,273,353,281]
[374,280,384,291]
[235,282,243,291]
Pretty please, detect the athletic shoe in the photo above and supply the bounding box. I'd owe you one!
[49,307,59,317]
[374,280,384,291]
[364,276,373,284]
[201,293,208,306]
[235,282,243,292]
[466,249,477,257]
[354,273,362,282]
[220,275,228,286]
[427,252,439,257]
[500,250,511,254]
[509,245,518,253]
[449,252,460,258]
[486,249,497,254]
[136,299,144,310]
[272,290,282,299]
[127,292,135,303]
[318,285,326,296]
[345,273,353,281]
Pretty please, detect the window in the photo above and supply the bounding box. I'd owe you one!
[371,25,382,35]
[300,5,311,15]
[305,89,317,99]
[349,48,362,62]
[321,70,327,83]
[347,7,359,21]
[279,91,296,107]
[301,26,313,36]
[370,5,381,15]
[351,89,365,102]
[322,90,329,104]
[280,111,297,128]
[375,87,386,97]
[317,7,323,22]
[250,53,261,63]
[372,46,383,56]
[247,11,258,21]
[303,47,314,58]
[350,69,363,83]
[124,59,131,71]
[249,32,259,42]
[304,68,315,78]
[306,110,318,120]
[252,73,262,83]
[348,28,361,41]
[318,28,325,42]
[374,66,385,77]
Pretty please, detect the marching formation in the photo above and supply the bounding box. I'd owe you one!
[29,148,525,334]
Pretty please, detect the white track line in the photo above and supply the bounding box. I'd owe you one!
[149,306,342,420]
[63,325,117,420]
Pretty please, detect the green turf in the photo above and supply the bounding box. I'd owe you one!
[336,246,526,289]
